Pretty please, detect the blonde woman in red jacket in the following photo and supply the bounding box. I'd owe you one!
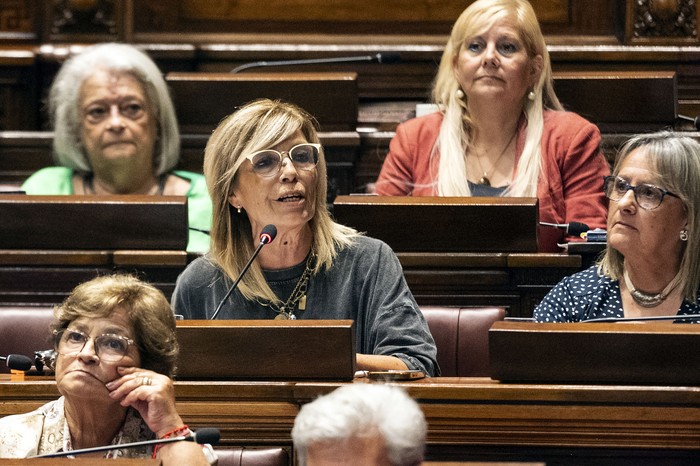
[375,0,609,250]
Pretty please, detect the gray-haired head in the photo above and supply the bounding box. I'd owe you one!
[49,42,179,175]
[292,384,426,466]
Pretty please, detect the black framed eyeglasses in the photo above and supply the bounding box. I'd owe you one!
[603,175,680,211]
[244,143,320,177]
[54,328,135,362]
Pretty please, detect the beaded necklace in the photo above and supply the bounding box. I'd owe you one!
[623,268,682,308]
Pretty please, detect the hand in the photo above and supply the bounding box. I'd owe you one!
[105,366,185,437]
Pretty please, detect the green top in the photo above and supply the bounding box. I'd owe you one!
[21,167,212,253]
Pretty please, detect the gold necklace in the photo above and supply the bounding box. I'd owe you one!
[258,253,314,320]
[472,131,517,186]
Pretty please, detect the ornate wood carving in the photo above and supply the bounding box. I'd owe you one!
[49,0,116,35]
[0,0,33,33]
[632,0,697,39]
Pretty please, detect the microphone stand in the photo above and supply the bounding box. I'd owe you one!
[34,433,195,458]
[231,53,395,73]
[210,239,267,320]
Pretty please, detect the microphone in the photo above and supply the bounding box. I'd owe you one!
[677,114,700,130]
[210,224,277,320]
[189,226,210,235]
[1,354,33,371]
[231,53,401,73]
[33,427,220,458]
[539,221,590,237]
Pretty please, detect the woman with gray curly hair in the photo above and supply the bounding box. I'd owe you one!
[21,43,212,252]
[0,274,215,463]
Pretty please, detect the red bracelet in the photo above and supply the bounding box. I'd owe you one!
[152,425,190,458]
[160,425,190,439]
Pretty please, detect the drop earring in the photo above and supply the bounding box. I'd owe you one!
[527,90,536,101]
[456,88,464,99]
[680,229,689,241]
[237,206,242,214]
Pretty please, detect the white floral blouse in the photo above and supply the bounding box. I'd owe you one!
[0,396,217,463]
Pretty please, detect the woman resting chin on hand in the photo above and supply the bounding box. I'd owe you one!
[0,274,215,464]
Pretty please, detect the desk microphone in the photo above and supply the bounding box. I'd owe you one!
[189,226,210,235]
[33,427,220,458]
[210,224,277,319]
[1,354,33,371]
[677,114,700,130]
[539,221,590,237]
[231,52,400,73]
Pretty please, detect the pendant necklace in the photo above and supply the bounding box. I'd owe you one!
[472,131,517,187]
[258,252,315,320]
[623,268,682,308]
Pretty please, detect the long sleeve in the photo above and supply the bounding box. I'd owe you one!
[375,112,442,196]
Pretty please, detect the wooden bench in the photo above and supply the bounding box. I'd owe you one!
[553,70,677,133]
[0,195,191,306]
[166,71,358,133]
[0,304,505,379]
[0,131,360,195]
[0,195,188,250]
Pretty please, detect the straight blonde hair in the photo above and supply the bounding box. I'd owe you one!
[203,99,359,304]
[431,0,562,196]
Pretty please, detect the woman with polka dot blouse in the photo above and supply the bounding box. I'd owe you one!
[534,131,700,322]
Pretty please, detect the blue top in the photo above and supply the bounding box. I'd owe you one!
[534,265,700,322]
[467,181,508,197]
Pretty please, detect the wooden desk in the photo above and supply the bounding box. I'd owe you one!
[397,252,581,318]
[0,250,189,305]
[0,250,578,315]
[1,378,698,465]
[0,130,360,196]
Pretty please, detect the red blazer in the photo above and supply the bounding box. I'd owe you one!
[375,110,610,251]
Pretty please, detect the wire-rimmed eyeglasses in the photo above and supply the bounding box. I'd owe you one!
[243,143,320,177]
[603,175,680,211]
[54,328,135,362]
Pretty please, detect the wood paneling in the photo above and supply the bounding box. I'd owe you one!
[0,0,35,40]
[131,0,605,39]
[2,378,700,464]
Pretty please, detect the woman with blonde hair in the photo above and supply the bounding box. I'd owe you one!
[172,99,438,376]
[375,0,609,250]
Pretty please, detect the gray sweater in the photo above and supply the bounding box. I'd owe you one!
[171,235,439,376]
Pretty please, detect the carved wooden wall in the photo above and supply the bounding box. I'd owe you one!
[1,1,697,44]
[627,0,700,44]
[1,0,700,131]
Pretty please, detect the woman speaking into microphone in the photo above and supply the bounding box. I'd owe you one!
[171,99,438,376]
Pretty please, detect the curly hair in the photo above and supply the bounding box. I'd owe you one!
[52,274,179,377]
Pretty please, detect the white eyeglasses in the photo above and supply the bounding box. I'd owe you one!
[243,143,320,177]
